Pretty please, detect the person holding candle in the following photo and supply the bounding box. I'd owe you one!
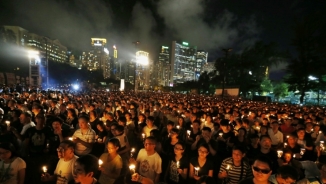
[189,143,214,183]
[98,138,123,184]
[0,142,26,184]
[130,136,162,183]
[163,128,181,158]
[276,149,304,179]
[41,140,78,184]
[164,142,188,184]
[72,116,96,156]
[218,145,252,184]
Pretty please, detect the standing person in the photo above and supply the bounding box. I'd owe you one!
[0,143,26,184]
[189,143,214,184]
[98,138,123,184]
[41,140,78,184]
[130,136,162,183]
[164,142,188,184]
[71,154,100,184]
[218,146,252,184]
[72,116,96,156]
[142,116,158,137]
[239,156,273,184]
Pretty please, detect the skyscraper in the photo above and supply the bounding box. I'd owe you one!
[82,38,110,78]
[170,41,197,86]
[196,50,208,80]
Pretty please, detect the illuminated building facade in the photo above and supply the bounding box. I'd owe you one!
[196,50,208,80]
[170,41,197,86]
[82,38,110,78]
[135,51,150,91]
[3,26,68,63]
[158,46,172,86]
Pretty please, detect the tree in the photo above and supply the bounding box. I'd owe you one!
[214,41,284,97]
[273,82,289,101]
[260,77,273,95]
[198,71,210,94]
[284,12,326,103]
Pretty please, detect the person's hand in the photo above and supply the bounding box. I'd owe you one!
[203,135,210,143]
[219,171,228,178]
[74,137,80,143]
[131,173,140,182]
[41,173,51,182]
[195,135,201,142]
[177,169,183,174]
[193,175,200,180]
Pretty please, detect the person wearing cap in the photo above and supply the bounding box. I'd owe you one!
[0,142,26,184]
[268,121,283,147]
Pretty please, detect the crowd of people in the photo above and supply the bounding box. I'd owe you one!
[0,90,326,184]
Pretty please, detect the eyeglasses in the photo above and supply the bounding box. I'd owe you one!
[252,166,270,174]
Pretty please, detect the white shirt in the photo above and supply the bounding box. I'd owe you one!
[136,148,162,182]
[73,128,96,155]
[268,129,283,145]
[143,126,158,137]
[54,156,78,184]
[21,121,35,135]
[0,157,26,184]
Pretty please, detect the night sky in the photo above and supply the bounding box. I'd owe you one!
[0,0,325,76]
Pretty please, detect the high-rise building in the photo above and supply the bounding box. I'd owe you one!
[170,41,197,86]
[196,50,208,80]
[3,26,68,63]
[158,46,171,86]
[202,62,215,74]
[82,38,110,78]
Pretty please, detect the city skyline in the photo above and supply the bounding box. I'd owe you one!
[1,0,324,63]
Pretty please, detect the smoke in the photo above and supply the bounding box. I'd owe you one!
[3,0,261,60]
[156,0,260,53]
[8,0,113,51]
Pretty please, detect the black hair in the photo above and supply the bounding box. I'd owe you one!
[167,121,175,126]
[259,135,271,141]
[118,116,127,124]
[150,129,161,141]
[171,128,180,134]
[147,116,155,122]
[60,140,75,149]
[52,117,64,124]
[202,126,212,132]
[115,125,125,133]
[89,110,97,117]
[75,154,99,175]
[22,111,33,118]
[253,156,273,171]
[108,137,121,149]
[193,119,201,125]
[0,142,17,158]
[276,165,299,180]
[232,145,246,154]
[198,143,210,153]
[78,115,89,123]
[144,136,157,144]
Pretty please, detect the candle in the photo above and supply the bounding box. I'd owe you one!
[42,166,47,173]
[284,143,287,148]
[130,148,135,157]
[129,164,136,174]
[68,137,73,141]
[187,130,191,137]
[219,133,223,137]
[300,148,306,155]
[98,159,103,167]
[191,124,193,128]
[286,135,289,139]
[176,161,180,168]
[142,133,145,139]
[176,125,180,129]
[293,154,296,158]
[226,164,232,170]
[5,121,10,126]
[319,131,322,134]
[194,167,200,176]
[277,150,283,158]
